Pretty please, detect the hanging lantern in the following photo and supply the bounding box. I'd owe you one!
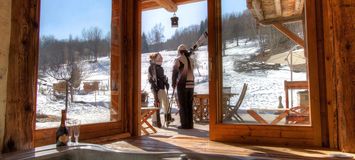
[171,13,179,28]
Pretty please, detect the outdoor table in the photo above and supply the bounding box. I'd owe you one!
[247,109,290,125]
[140,107,159,135]
[193,93,239,121]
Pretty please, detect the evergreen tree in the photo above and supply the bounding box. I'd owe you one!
[142,32,149,53]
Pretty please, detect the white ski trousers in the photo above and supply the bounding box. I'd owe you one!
[152,89,169,122]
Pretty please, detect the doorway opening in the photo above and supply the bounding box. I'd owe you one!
[140,1,209,138]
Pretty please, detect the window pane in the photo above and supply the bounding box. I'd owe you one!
[36,0,113,129]
[221,0,310,125]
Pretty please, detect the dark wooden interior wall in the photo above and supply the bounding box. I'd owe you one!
[333,0,355,153]
[324,0,355,153]
[2,0,39,153]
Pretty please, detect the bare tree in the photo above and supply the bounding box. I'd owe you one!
[148,23,165,45]
[46,62,85,111]
[45,42,85,111]
[82,27,103,62]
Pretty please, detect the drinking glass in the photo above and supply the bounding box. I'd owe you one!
[65,119,73,146]
[73,120,81,145]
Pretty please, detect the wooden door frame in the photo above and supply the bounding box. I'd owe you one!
[208,0,324,147]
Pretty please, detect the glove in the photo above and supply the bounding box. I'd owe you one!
[172,82,176,89]
[165,77,169,91]
[193,44,198,50]
[154,99,160,107]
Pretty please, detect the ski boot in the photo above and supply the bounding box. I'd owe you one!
[164,113,175,127]
[154,112,162,128]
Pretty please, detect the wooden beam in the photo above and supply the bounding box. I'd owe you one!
[152,0,177,12]
[142,0,204,11]
[329,0,355,153]
[272,23,305,48]
[251,0,264,21]
[3,0,39,153]
[0,0,12,153]
[294,0,304,15]
[274,0,282,16]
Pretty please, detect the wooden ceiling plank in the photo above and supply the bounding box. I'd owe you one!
[252,0,264,21]
[142,1,160,11]
[294,0,304,15]
[152,0,177,12]
[272,23,305,47]
[142,0,206,12]
[274,0,282,16]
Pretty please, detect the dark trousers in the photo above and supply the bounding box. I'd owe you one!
[177,87,194,129]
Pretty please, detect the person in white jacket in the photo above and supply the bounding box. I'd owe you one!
[171,44,195,129]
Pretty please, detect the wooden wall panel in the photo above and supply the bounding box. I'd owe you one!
[325,0,355,153]
[351,63,355,83]
[2,0,40,153]
[322,0,337,149]
[0,0,12,153]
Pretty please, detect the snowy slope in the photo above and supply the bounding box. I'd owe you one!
[36,40,306,128]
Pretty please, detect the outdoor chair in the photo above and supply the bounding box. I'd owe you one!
[286,105,310,124]
[223,83,248,122]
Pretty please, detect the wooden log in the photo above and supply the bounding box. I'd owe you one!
[3,0,40,153]
[152,0,177,12]
[274,0,282,16]
[272,23,305,48]
[294,0,304,15]
[252,0,264,21]
[0,0,12,152]
[141,0,204,11]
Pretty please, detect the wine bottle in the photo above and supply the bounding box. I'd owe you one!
[56,110,69,147]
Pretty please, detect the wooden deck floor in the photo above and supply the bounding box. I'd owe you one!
[102,116,354,160]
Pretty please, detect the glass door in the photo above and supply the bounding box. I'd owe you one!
[208,0,322,146]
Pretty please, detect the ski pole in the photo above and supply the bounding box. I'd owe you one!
[169,88,175,114]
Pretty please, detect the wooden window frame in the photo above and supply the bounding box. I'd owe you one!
[207,0,323,146]
[33,0,131,147]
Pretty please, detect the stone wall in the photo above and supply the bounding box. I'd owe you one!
[0,0,11,152]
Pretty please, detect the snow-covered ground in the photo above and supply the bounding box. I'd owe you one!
[220,40,306,109]
[36,39,306,128]
[36,57,112,129]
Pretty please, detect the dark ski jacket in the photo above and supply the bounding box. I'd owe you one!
[148,62,169,92]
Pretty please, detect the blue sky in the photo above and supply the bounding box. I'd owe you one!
[142,0,246,40]
[40,0,112,40]
[40,0,246,40]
